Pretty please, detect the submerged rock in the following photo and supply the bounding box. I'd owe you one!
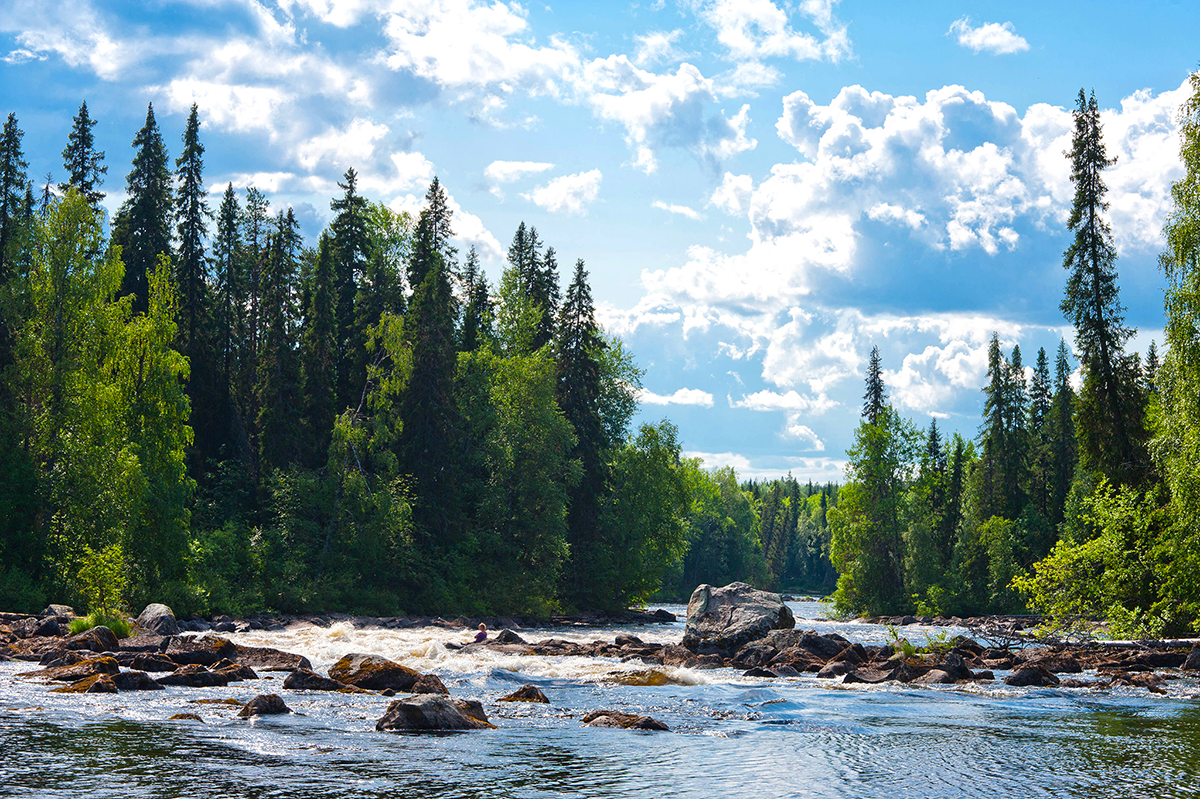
[135,603,179,636]
[375,695,494,731]
[498,684,549,703]
[156,664,231,688]
[239,694,292,718]
[52,674,118,693]
[169,713,203,721]
[283,668,367,692]
[330,653,420,691]
[1004,666,1061,687]
[682,582,795,656]
[20,655,119,682]
[582,710,669,731]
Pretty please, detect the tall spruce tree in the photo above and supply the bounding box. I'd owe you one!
[459,247,492,352]
[112,103,173,313]
[299,234,338,466]
[1061,89,1149,486]
[329,168,370,411]
[0,113,28,277]
[174,104,210,356]
[531,245,560,350]
[256,213,302,472]
[406,177,454,291]
[60,101,106,207]
[1048,340,1078,527]
[863,345,886,425]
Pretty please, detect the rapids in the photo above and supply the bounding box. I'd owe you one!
[3,602,1200,798]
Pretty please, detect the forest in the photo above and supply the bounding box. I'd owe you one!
[0,101,835,619]
[829,79,1200,637]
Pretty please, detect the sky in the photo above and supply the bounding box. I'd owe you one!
[1,0,1197,481]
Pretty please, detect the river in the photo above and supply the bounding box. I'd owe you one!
[3,603,1199,798]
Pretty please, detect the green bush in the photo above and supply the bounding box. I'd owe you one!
[68,611,132,639]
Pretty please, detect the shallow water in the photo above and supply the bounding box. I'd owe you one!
[3,603,1199,798]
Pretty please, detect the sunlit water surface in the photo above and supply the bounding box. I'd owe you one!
[3,603,1199,798]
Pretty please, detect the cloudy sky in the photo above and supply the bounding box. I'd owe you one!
[2,0,1197,481]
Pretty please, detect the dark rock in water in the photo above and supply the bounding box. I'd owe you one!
[231,643,311,672]
[494,629,527,645]
[843,667,896,685]
[789,631,850,661]
[890,662,931,684]
[682,582,795,656]
[769,664,801,678]
[582,710,669,731]
[1023,652,1082,674]
[972,670,995,681]
[169,713,202,721]
[112,670,164,691]
[164,635,237,666]
[412,674,449,695]
[31,618,61,638]
[66,626,120,652]
[912,669,955,685]
[937,652,974,681]
[238,694,291,718]
[21,655,119,682]
[135,604,179,636]
[1135,650,1186,668]
[660,644,699,668]
[129,653,178,672]
[52,674,118,693]
[119,633,167,653]
[498,684,550,703]
[733,640,779,668]
[816,661,852,679]
[376,695,493,731]
[650,609,676,622]
[741,667,776,678]
[1184,647,1200,671]
[283,668,362,692]
[614,634,644,647]
[1004,666,1061,687]
[829,643,868,666]
[212,659,258,682]
[38,649,90,668]
[156,664,231,688]
[330,654,420,691]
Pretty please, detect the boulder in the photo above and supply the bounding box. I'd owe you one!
[816,661,853,679]
[681,582,795,656]
[164,635,237,666]
[498,684,550,703]
[43,604,75,617]
[660,645,699,668]
[1023,652,1082,674]
[375,695,494,731]
[112,670,164,691]
[169,713,203,721]
[493,629,527,645]
[52,674,118,693]
[20,655,119,682]
[66,626,120,652]
[283,668,361,692]
[732,640,779,668]
[581,710,669,731]
[32,618,62,638]
[119,633,167,653]
[129,653,179,673]
[1184,647,1200,671]
[829,643,868,666]
[135,604,179,636]
[1004,666,1061,687]
[936,652,974,681]
[38,650,91,668]
[238,694,292,718]
[741,667,776,678]
[913,669,955,685]
[842,667,896,685]
[330,653,420,691]
[156,664,231,688]
[230,643,312,672]
[614,634,644,648]
[769,664,801,678]
[411,674,449,695]
[212,659,258,682]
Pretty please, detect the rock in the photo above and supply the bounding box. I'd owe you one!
[936,652,974,681]
[741,667,776,678]
[890,662,931,684]
[238,694,292,718]
[582,710,669,731]
[38,650,90,668]
[169,713,202,721]
[1024,652,1082,674]
[972,670,995,681]
[660,645,699,668]
[913,669,955,685]
[829,643,868,666]
[43,604,75,617]
[614,634,644,647]
[112,670,164,691]
[375,695,493,731]
[608,669,683,687]
[412,674,449,695]
[682,582,795,656]
[493,629,526,645]
[33,618,62,638]
[816,661,853,679]
[650,609,676,622]
[453,699,490,726]
[212,659,258,682]
[732,640,779,668]
[1184,647,1200,671]
[20,655,119,682]
[156,664,231,688]
[135,604,179,636]
[52,674,118,693]
[842,667,896,685]
[1004,666,1061,687]
[230,643,312,672]
[283,668,361,692]
[769,664,801,678]
[1135,650,1186,668]
[164,635,237,666]
[498,684,549,703]
[66,626,120,652]
[129,653,179,672]
[119,633,167,653]
[792,631,850,660]
[330,654,420,691]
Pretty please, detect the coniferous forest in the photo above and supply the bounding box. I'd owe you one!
[4,76,1200,636]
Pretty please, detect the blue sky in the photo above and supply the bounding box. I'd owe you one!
[2,0,1197,480]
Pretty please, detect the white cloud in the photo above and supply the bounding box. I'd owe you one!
[522,169,602,214]
[730,389,837,414]
[638,387,715,407]
[784,418,825,451]
[682,451,847,481]
[691,0,851,63]
[483,159,554,199]
[295,118,390,171]
[388,188,504,260]
[633,30,685,67]
[652,201,703,220]
[710,172,754,215]
[948,17,1030,56]
[1,0,138,81]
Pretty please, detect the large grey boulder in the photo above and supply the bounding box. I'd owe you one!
[681,582,794,656]
[136,603,179,636]
[375,695,494,731]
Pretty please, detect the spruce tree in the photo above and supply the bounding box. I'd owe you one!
[174,104,210,356]
[1144,340,1159,394]
[531,244,560,350]
[459,247,492,352]
[407,177,454,291]
[60,101,106,207]
[1048,340,1078,527]
[1061,89,1149,486]
[1027,346,1054,522]
[863,345,886,425]
[299,234,338,465]
[257,214,302,472]
[329,168,370,412]
[0,113,29,277]
[112,103,173,313]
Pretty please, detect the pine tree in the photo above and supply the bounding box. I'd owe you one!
[212,185,244,399]
[0,113,29,278]
[1061,89,1149,486]
[978,334,1027,521]
[863,345,886,425]
[112,103,173,313]
[1027,346,1054,522]
[555,258,607,606]
[60,101,106,207]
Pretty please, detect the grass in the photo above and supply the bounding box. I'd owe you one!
[68,611,132,639]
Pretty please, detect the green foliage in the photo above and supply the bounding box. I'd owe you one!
[76,543,128,617]
[68,612,131,639]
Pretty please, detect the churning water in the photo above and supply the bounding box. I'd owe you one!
[3,603,1200,798]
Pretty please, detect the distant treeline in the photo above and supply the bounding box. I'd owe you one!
[831,80,1200,638]
[0,101,833,618]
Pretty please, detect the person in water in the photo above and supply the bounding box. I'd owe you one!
[474,623,487,643]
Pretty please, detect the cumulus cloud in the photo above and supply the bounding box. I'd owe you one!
[683,451,847,481]
[730,390,837,414]
[389,187,504,260]
[652,201,703,220]
[483,159,554,198]
[522,169,602,214]
[710,172,754,214]
[633,30,685,67]
[948,17,1030,56]
[691,0,851,63]
[784,418,825,451]
[638,387,715,406]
